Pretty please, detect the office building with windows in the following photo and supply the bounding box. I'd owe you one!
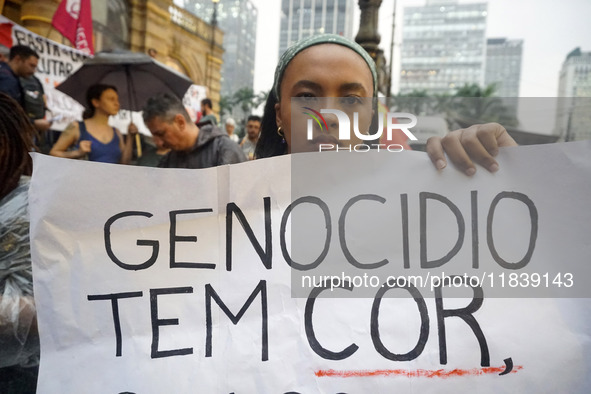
[557,47,591,98]
[175,0,258,98]
[399,0,488,95]
[278,0,355,58]
[484,38,523,97]
[555,47,591,141]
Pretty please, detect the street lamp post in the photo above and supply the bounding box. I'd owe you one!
[355,0,388,95]
[208,0,220,91]
[212,0,219,27]
[386,0,397,97]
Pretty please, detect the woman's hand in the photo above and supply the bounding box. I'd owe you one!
[425,122,518,175]
[127,123,139,136]
[78,140,92,156]
[120,123,139,165]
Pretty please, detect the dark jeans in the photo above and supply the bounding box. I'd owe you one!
[0,365,38,394]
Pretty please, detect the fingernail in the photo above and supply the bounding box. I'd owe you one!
[465,167,476,176]
[489,163,499,173]
[436,159,446,170]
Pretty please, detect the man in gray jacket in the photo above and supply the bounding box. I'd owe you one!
[143,94,246,168]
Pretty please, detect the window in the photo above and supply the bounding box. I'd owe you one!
[92,0,130,50]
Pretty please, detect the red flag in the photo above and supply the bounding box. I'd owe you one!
[0,23,14,48]
[51,0,94,55]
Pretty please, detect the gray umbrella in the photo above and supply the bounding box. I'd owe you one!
[56,49,194,111]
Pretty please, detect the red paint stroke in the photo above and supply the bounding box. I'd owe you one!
[315,365,523,379]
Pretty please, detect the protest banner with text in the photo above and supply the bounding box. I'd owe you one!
[29,142,591,393]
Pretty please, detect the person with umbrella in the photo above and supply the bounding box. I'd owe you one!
[49,84,138,164]
[51,50,196,164]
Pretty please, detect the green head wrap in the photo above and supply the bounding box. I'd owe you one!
[272,34,378,100]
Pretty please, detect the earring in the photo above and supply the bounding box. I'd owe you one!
[277,126,286,144]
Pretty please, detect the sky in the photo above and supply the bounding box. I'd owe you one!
[249,0,591,99]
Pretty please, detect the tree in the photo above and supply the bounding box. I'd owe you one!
[392,90,452,116]
[231,87,258,116]
[447,83,519,129]
[219,95,233,119]
[392,90,432,115]
[221,88,268,123]
[391,83,519,131]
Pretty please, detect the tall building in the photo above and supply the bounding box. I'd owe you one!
[485,38,523,97]
[555,48,591,141]
[557,48,591,98]
[278,0,355,58]
[175,0,258,99]
[399,0,488,95]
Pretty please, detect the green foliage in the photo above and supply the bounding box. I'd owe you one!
[219,95,233,118]
[449,83,519,128]
[392,83,519,129]
[393,89,450,116]
[454,83,497,98]
[220,87,268,123]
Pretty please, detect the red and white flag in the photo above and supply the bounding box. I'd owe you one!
[51,0,94,55]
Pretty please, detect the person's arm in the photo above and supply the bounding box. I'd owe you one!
[49,122,90,159]
[118,123,138,165]
[33,118,52,133]
[425,122,518,176]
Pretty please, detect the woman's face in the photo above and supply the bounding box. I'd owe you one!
[275,44,374,153]
[92,88,120,116]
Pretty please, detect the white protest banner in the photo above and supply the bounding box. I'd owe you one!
[1,16,204,135]
[0,15,89,130]
[182,84,209,122]
[29,141,591,393]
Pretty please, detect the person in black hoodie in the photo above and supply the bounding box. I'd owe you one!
[143,94,246,168]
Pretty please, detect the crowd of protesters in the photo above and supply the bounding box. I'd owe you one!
[0,35,516,391]
[1,42,513,173]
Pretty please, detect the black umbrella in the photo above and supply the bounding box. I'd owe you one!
[56,49,194,111]
[56,49,194,156]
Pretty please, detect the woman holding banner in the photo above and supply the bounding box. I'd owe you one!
[255,34,517,174]
[50,84,138,164]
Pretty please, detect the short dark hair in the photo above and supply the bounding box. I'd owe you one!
[201,98,212,109]
[83,84,117,119]
[143,93,191,124]
[9,45,39,61]
[247,115,261,123]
